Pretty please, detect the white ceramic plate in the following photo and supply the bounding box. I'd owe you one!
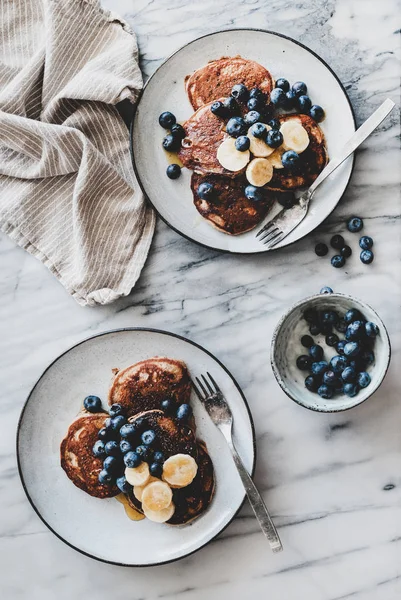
[131,28,356,254]
[17,329,255,566]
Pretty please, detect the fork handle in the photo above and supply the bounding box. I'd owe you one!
[227,439,283,553]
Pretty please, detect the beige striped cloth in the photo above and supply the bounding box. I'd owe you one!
[0,0,155,306]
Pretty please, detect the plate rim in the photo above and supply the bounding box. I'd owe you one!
[16,327,256,567]
[130,27,356,255]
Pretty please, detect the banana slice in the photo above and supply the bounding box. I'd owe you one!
[125,462,150,487]
[143,501,175,523]
[162,454,198,489]
[217,137,250,172]
[280,120,309,153]
[269,148,285,169]
[249,125,274,158]
[133,476,158,501]
[141,481,173,512]
[246,158,273,187]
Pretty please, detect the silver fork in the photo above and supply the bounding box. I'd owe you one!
[192,372,283,553]
[256,98,395,249]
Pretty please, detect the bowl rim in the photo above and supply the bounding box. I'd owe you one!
[270,292,392,413]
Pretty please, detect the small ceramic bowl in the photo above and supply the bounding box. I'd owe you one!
[271,291,391,412]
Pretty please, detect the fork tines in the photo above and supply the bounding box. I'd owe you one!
[256,222,284,246]
[192,372,221,400]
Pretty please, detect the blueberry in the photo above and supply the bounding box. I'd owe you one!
[123,451,141,468]
[323,370,338,387]
[226,117,248,138]
[296,355,313,370]
[231,83,249,102]
[249,87,264,100]
[298,95,312,113]
[235,135,250,152]
[166,164,181,179]
[344,308,364,324]
[270,88,286,107]
[304,308,318,323]
[317,384,334,399]
[309,323,321,336]
[83,395,102,413]
[266,129,283,148]
[284,90,297,109]
[305,375,319,391]
[341,366,357,383]
[340,246,352,258]
[159,111,176,129]
[106,415,126,432]
[116,475,132,494]
[244,110,261,125]
[141,430,156,446]
[335,319,348,333]
[132,417,145,431]
[250,122,267,139]
[347,217,363,233]
[365,322,379,338]
[268,118,281,130]
[98,427,109,441]
[119,423,136,440]
[176,403,193,421]
[361,349,375,365]
[343,383,359,397]
[105,441,120,457]
[275,78,290,92]
[197,182,214,200]
[109,403,125,417]
[309,105,325,122]
[247,97,264,112]
[210,101,228,118]
[245,185,263,202]
[171,123,185,139]
[309,345,323,361]
[315,243,328,257]
[326,333,339,347]
[103,456,121,474]
[359,236,373,250]
[301,335,314,348]
[344,341,361,357]
[149,462,163,478]
[320,286,333,294]
[320,322,333,335]
[276,192,296,209]
[282,150,300,170]
[292,81,307,97]
[345,320,366,341]
[331,255,345,268]
[336,340,347,355]
[357,372,371,388]
[162,133,180,152]
[161,398,175,414]
[330,234,345,250]
[98,470,113,485]
[330,355,347,373]
[224,97,240,115]
[311,361,329,376]
[322,310,338,325]
[360,250,374,264]
[135,445,150,461]
[153,451,164,463]
[93,440,106,458]
[120,439,133,454]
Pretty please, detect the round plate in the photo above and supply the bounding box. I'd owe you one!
[131,29,355,253]
[17,328,255,566]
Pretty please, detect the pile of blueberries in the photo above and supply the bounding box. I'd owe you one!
[315,217,375,267]
[83,395,192,493]
[296,306,379,399]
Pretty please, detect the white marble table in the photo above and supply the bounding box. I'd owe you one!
[1,1,400,598]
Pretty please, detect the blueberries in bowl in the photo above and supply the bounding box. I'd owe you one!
[231,83,249,102]
[226,117,247,138]
[301,335,314,348]
[305,375,319,392]
[311,361,329,376]
[365,322,379,338]
[159,111,176,129]
[347,216,363,233]
[235,136,250,152]
[317,384,334,399]
[322,370,339,387]
[341,366,357,383]
[266,129,283,148]
[296,355,313,370]
[343,383,359,397]
[84,395,102,413]
[345,320,366,341]
[336,340,347,355]
[344,308,363,324]
[309,345,323,361]
[275,78,290,92]
[244,110,261,126]
[326,333,339,347]
[344,341,361,357]
[321,310,338,325]
[357,372,371,388]
[330,355,347,373]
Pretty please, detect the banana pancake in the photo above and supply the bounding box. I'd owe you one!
[108,357,191,417]
[185,56,274,110]
[60,412,119,498]
[191,173,274,235]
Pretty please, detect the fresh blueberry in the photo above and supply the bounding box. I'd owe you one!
[226,117,248,138]
[340,245,352,258]
[176,403,193,421]
[305,375,319,392]
[106,415,127,432]
[301,335,314,348]
[276,192,296,208]
[275,78,290,92]
[162,134,181,152]
[268,118,281,130]
[330,234,345,250]
[282,150,300,170]
[224,97,240,115]
[292,81,307,97]
[149,462,163,478]
[105,441,120,457]
[247,97,265,112]
[330,355,347,373]
[250,122,267,139]
[360,250,374,264]
[304,308,318,323]
[103,456,121,474]
[296,355,313,370]
[347,216,363,233]
[336,340,347,355]
[161,398,175,414]
[323,370,339,387]
[361,349,375,365]
[159,111,176,129]
[322,310,338,325]
[235,135,250,152]
[249,88,264,100]
[245,185,263,202]
[120,439,133,454]
[135,445,150,461]
[109,403,125,417]
[357,372,371,388]
[210,101,228,118]
[93,440,106,458]
[309,323,321,336]
[231,83,249,102]
[309,105,325,122]
[309,345,324,361]
[119,423,137,440]
[83,395,102,413]
[297,95,312,113]
[244,110,261,125]
[171,123,185,139]
[335,319,348,333]
[344,308,364,324]
[320,322,333,335]
[326,333,339,347]
[320,286,333,294]
[331,255,345,268]
[270,88,286,107]
[153,451,164,463]
[359,236,373,250]
[317,384,334,399]
[116,475,132,494]
[311,361,329,376]
[284,90,297,109]
[98,469,113,485]
[365,322,379,338]
[123,451,141,468]
[266,129,283,148]
[132,417,145,431]
[344,341,361,357]
[98,427,109,441]
[141,429,156,446]
[197,182,215,200]
[166,164,181,179]
[315,243,328,257]
[345,320,366,341]
[343,383,359,397]
[341,366,357,383]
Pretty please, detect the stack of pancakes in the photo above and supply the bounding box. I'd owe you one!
[60,358,215,525]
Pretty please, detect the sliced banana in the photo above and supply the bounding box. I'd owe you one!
[216,137,250,172]
[141,481,173,512]
[143,501,175,523]
[246,158,273,187]
[125,462,150,487]
[269,148,285,169]
[249,136,275,158]
[162,454,198,489]
[133,476,158,501]
[280,120,309,153]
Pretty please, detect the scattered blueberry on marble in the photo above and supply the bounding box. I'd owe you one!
[330,234,345,250]
[166,164,181,179]
[340,246,352,258]
[347,216,363,233]
[315,243,328,257]
[159,111,176,129]
[360,249,374,264]
[359,236,373,250]
[331,255,345,268]
[275,78,290,92]
[84,395,102,412]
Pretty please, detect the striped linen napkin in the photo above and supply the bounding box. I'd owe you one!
[0,0,155,306]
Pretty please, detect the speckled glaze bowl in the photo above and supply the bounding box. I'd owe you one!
[271,291,391,412]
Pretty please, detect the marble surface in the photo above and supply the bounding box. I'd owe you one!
[1,1,400,598]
